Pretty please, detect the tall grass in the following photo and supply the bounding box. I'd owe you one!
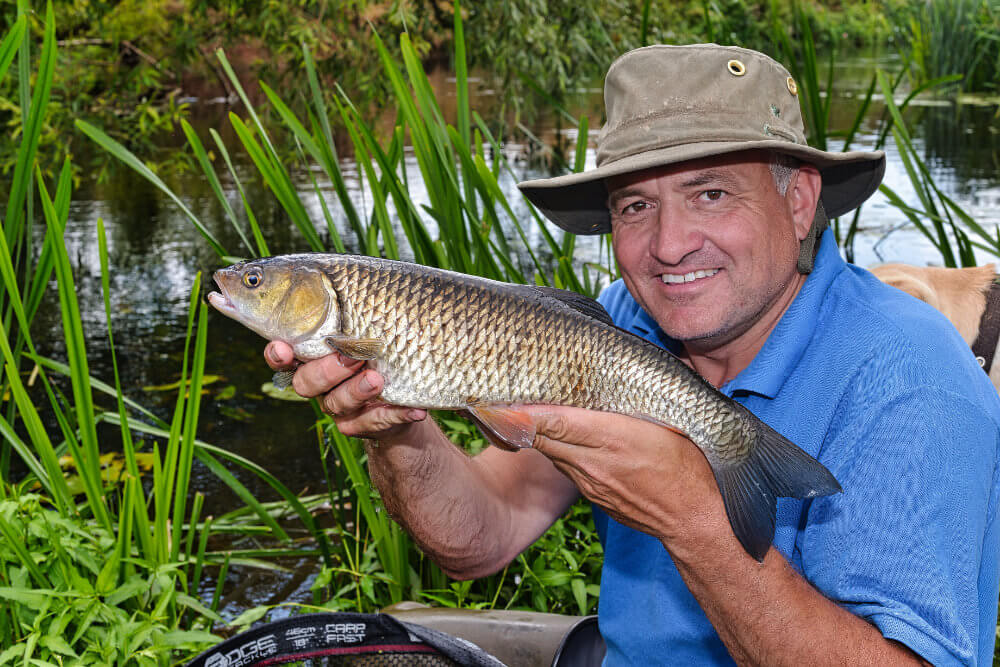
[896,0,993,92]
[79,0,610,618]
[0,7,349,661]
[13,0,999,657]
[769,0,988,266]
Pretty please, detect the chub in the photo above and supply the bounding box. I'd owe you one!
[207,253,842,561]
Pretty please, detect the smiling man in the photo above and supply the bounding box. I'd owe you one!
[266,45,1000,665]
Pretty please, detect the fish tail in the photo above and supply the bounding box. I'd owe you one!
[711,417,842,562]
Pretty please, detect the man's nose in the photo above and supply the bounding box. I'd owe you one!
[649,205,704,266]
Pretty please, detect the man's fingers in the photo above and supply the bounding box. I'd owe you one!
[265,341,295,370]
[288,354,365,398]
[320,369,383,415]
[337,403,427,438]
[524,405,638,448]
[531,433,580,461]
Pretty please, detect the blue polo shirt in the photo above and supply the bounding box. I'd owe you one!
[594,229,1000,666]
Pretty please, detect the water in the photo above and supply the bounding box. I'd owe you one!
[24,50,1000,612]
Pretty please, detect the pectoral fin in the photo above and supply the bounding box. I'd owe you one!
[325,336,384,360]
[272,369,297,390]
[467,402,536,451]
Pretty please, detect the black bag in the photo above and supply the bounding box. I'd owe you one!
[186,612,507,667]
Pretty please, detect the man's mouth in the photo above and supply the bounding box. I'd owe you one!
[660,268,720,285]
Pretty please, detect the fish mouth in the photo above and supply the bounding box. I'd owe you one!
[206,272,237,316]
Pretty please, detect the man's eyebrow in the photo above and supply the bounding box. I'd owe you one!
[606,186,648,209]
[680,170,741,189]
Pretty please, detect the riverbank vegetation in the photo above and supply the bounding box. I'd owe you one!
[6,0,1000,179]
[3,0,999,662]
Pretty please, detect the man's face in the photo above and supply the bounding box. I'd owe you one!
[607,150,817,349]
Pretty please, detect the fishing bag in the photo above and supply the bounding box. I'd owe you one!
[186,612,506,667]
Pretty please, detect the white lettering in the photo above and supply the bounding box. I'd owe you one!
[216,635,280,667]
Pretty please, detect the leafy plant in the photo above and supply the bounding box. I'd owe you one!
[891,0,996,92]
[0,8,346,660]
[0,492,219,664]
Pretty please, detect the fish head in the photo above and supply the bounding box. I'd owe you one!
[207,257,339,344]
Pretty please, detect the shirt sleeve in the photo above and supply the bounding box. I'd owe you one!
[801,384,1000,666]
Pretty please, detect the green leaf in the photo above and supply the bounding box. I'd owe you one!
[0,587,54,609]
[229,606,269,628]
[38,635,76,658]
[176,594,224,623]
[160,630,221,646]
[571,578,588,615]
[535,570,572,587]
[142,375,221,392]
[104,576,149,607]
[0,644,24,663]
[75,120,227,257]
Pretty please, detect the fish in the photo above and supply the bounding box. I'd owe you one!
[206,253,842,561]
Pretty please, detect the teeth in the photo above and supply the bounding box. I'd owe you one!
[661,269,719,284]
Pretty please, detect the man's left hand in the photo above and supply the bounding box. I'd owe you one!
[523,405,733,553]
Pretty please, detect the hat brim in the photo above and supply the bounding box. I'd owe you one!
[517,141,886,235]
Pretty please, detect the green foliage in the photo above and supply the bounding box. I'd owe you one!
[0,9,338,660]
[876,70,990,267]
[890,0,1000,92]
[8,0,1000,659]
[0,492,220,663]
[0,0,909,181]
[766,0,989,266]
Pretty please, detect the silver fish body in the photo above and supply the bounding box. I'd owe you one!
[208,253,841,560]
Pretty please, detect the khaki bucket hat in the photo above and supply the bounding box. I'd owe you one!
[518,43,885,237]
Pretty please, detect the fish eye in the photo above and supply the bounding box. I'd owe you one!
[243,269,263,289]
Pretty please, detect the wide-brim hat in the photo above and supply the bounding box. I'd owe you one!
[517,44,886,235]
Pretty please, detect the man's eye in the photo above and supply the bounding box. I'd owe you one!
[701,190,725,201]
[622,201,650,214]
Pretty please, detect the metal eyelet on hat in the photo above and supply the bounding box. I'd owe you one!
[786,76,798,95]
[727,59,746,76]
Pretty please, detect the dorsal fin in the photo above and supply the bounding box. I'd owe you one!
[531,286,614,326]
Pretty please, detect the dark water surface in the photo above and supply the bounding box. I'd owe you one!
[26,49,1000,612]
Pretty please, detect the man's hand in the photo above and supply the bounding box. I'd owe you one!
[262,342,579,580]
[523,404,737,556]
[264,341,427,442]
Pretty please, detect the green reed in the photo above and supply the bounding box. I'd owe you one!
[767,0,989,266]
[0,8,354,661]
[68,0,1000,643]
[77,0,612,618]
[896,0,994,92]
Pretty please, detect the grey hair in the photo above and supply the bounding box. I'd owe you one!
[768,151,800,196]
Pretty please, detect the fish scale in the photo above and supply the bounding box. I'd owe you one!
[208,253,842,561]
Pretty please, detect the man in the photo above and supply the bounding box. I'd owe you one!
[266,45,1000,665]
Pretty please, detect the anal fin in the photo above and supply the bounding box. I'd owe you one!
[466,402,536,451]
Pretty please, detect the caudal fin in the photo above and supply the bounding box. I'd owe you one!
[711,417,841,562]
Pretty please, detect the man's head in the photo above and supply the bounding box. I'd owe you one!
[606,149,821,346]
[518,44,885,274]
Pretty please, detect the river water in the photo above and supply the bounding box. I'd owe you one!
[24,49,1000,611]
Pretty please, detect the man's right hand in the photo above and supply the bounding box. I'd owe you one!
[263,341,428,442]
[263,340,578,581]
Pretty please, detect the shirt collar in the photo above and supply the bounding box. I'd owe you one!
[720,228,846,398]
[627,300,681,353]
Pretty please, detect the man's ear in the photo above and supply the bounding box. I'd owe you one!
[789,164,823,242]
